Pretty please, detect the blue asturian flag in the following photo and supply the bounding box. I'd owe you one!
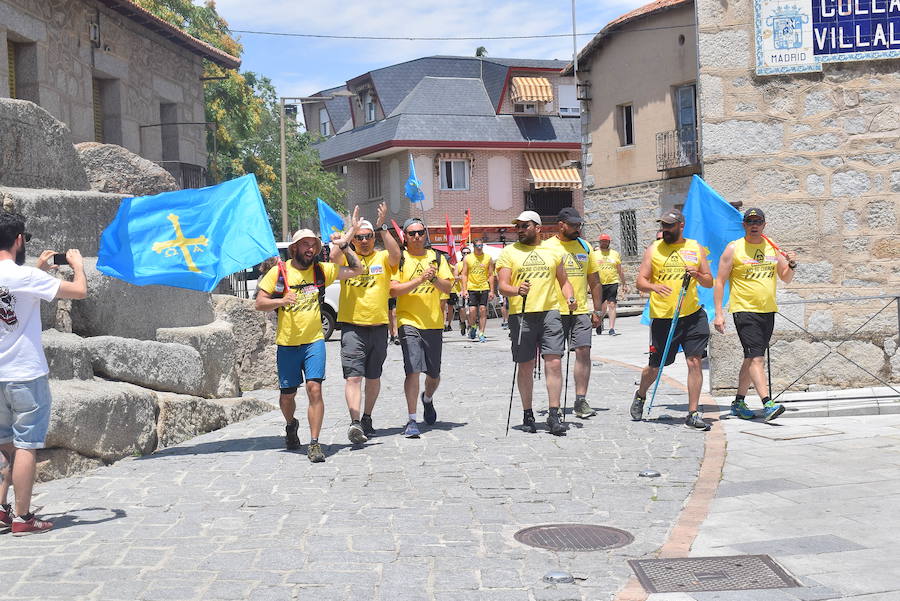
[682,175,745,320]
[317,198,345,242]
[97,174,278,292]
[404,154,425,203]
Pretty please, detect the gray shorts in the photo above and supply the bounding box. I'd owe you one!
[509,310,565,363]
[0,376,52,449]
[340,324,389,379]
[561,313,593,350]
[399,325,443,377]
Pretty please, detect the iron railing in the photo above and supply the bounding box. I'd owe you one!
[158,161,208,189]
[655,126,699,171]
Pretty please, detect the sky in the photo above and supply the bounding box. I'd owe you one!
[211,0,651,99]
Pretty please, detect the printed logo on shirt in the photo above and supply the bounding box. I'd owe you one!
[575,253,588,263]
[0,286,17,329]
[369,265,384,275]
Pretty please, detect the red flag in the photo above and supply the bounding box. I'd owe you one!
[391,219,405,244]
[445,214,457,265]
[460,209,471,247]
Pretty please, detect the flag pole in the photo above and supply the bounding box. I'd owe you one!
[410,153,432,247]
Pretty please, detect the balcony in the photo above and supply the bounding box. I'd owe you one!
[158,161,208,189]
[656,126,700,172]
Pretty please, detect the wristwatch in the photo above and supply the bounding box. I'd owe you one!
[568,297,576,305]
[379,223,390,231]
[788,260,797,270]
[338,242,349,250]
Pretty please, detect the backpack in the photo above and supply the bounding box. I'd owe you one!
[398,248,445,276]
[273,258,326,307]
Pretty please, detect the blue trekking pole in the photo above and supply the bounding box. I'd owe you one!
[646,272,692,417]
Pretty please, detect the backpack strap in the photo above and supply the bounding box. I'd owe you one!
[313,262,326,306]
[274,259,289,299]
[576,237,591,254]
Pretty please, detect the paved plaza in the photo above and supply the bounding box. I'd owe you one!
[2,316,898,601]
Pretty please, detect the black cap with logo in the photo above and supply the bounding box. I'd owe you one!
[743,208,766,222]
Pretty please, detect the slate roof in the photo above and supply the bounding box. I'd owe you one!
[312,56,578,165]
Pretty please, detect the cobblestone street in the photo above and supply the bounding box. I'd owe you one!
[1,322,707,601]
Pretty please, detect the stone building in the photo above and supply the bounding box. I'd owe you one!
[0,0,239,188]
[565,0,699,273]
[302,56,583,244]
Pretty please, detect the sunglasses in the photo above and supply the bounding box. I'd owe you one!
[659,222,678,229]
[354,233,375,241]
[474,244,483,248]
[744,219,765,225]
[406,230,426,237]
[514,223,532,230]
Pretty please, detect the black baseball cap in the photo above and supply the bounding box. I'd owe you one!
[657,208,684,224]
[557,207,583,225]
[743,208,766,222]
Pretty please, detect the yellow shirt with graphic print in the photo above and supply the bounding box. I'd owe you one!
[392,249,454,330]
[463,252,492,291]
[259,261,338,345]
[594,249,622,285]
[496,243,563,314]
[337,249,393,325]
[728,237,779,313]
[648,239,703,319]
[541,236,598,315]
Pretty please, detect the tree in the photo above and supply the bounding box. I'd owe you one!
[132,0,342,236]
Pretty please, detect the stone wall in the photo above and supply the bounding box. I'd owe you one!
[695,0,900,392]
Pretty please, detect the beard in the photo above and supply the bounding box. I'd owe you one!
[15,246,25,266]
[564,229,580,240]
[295,254,314,269]
[661,230,678,244]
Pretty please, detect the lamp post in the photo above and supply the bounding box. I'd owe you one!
[278,91,354,241]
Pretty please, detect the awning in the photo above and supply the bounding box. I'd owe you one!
[524,152,582,189]
[510,77,554,103]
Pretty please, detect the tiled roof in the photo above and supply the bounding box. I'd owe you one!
[561,0,691,75]
[95,0,241,69]
[389,77,495,117]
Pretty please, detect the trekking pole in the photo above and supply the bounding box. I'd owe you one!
[506,289,528,436]
[562,308,573,423]
[536,345,542,380]
[767,344,773,399]
[646,272,692,417]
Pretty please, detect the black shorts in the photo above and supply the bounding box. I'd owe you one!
[448,293,459,305]
[601,283,619,303]
[468,290,489,307]
[733,311,775,358]
[649,308,709,368]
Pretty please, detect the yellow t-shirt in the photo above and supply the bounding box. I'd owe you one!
[464,252,492,291]
[728,237,779,313]
[648,239,703,320]
[495,243,562,314]
[392,249,454,330]
[541,236,599,315]
[595,249,622,285]
[259,261,338,345]
[450,262,463,294]
[337,249,393,325]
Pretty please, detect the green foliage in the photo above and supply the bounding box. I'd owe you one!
[132,0,343,238]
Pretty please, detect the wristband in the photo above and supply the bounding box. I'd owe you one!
[339,242,349,250]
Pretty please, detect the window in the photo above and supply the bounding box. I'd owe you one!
[558,84,580,117]
[617,104,634,147]
[160,102,179,161]
[363,92,376,123]
[92,78,105,143]
[319,108,330,136]
[7,40,37,102]
[440,160,469,190]
[619,210,638,257]
[6,41,15,98]
[514,102,537,114]
[366,162,381,199]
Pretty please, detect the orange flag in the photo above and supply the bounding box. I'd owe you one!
[460,209,471,247]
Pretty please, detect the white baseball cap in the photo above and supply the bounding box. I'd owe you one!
[357,220,374,231]
[513,210,542,225]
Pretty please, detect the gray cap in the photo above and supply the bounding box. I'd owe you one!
[402,217,425,231]
[657,208,684,224]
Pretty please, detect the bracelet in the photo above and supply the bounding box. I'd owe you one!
[339,242,349,250]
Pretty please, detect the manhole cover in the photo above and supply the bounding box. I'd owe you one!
[628,555,801,593]
[514,524,633,551]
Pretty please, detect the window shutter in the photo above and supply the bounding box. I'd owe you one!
[7,41,16,98]
[92,78,104,143]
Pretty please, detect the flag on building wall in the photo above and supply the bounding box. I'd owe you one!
[445,214,457,264]
[317,198,345,242]
[97,174,277,292]
[404,154,425,203]
[460,209,471,247]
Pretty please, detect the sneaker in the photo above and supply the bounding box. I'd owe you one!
[479,334,487,343]
[0,503,11,534]
[307,442,326,463]
[730,400,756,420]
[763,400,785,422]
[630,391,645,421]
[596,322,603,335]
[469,326,477,340]
[347,422,368,444]
[573,398,597,419]
[522,414,537,433]
[422,393,437,425]
[11,513,53,537]
[501,322,509,330]
[684,411,711,431]
[403,420,421,438]
[360,414,375,436]
[608,329,617,336]
[546,412,566,435]
[285,418,301,450]
[460,322,467,335]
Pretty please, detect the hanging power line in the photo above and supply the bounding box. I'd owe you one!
[227,23,696,42]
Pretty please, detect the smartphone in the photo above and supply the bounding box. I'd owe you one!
[52,253,69,266]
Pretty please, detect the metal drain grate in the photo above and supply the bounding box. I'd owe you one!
[514,524,634,551]
[628,555,801,593]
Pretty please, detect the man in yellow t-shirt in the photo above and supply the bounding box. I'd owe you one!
[632,209,713,431]
[594,233,628,335]
[329,202,401,443]
[255,215,364,462]
[461,239,494,342]
[449,248,470,336]
[541,207,602,419]
[390,218,453,438]
[713,208,796,422]
[497,211,576,436]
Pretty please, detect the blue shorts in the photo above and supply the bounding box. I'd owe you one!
[277,340,326,392]
[0,376,52,450]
